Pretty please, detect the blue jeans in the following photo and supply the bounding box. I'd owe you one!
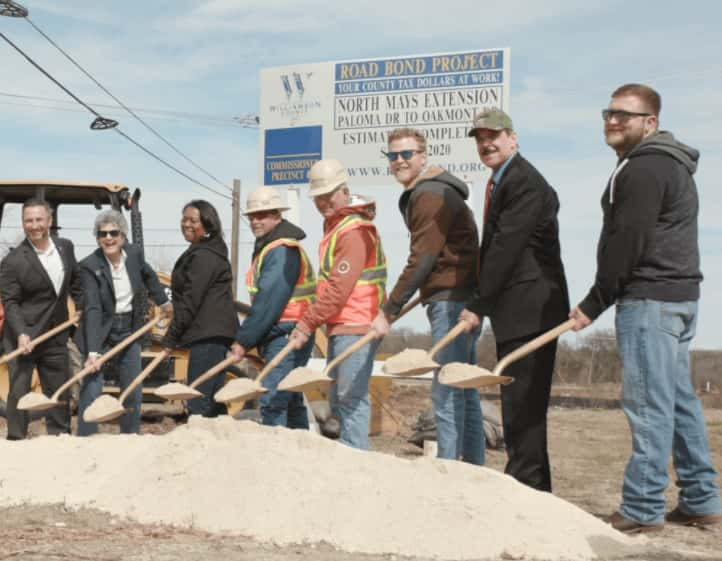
[187,337,230,417]
[616,298,721,524]
[77,314,142,436]
[427,300,484,465]
[258,332,314,428]
[328,334,380,450]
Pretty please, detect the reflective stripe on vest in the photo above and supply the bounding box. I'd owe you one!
[317,214,386,325]
[246,238,316,322]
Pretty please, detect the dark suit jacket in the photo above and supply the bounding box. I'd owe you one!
[467,154,569,343]
[0,236,83,346]
[75,243,168,355]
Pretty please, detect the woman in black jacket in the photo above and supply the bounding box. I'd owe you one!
[161,200,238,417]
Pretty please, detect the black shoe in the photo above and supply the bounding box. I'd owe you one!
[604,511,664,534]
[666,507,722,527]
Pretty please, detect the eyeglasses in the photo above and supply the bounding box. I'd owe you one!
[97,229,121,239]
[601,109,651,123]
[381,149,424,162]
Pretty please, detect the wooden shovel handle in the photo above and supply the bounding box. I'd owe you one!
[50,316,161,401]
[323,296,422,375]
[188,355,237,390]
[119,349,171,403]
[0,313,81,365]
[492,318,576,377]
[428,320,469,360]
[256,340,296,385]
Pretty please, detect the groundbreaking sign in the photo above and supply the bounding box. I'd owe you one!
[259,48,510,187]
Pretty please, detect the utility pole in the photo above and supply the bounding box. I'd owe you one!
[231,178,241,298]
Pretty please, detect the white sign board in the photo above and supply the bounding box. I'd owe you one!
[259,48,510,187]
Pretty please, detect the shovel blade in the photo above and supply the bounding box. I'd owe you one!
[83,395,128,423]
[214,378,267,404]
[439,363,514,388]
[382,348,439,377]
[278,367,333,392]
[153,382,203,401]
[17,392,59,411]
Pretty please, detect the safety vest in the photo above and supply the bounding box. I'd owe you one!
[246,238,316,322]
[317,214,387,325]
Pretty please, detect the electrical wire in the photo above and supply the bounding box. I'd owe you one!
[0,29,232,202]
[24,16,235,192]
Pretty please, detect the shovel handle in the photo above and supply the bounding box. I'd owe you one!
[428,320,469,360]
[492,318,576,377]
[119,349,171,403]
[50,316,161,402]
[256,340,296,385]
[323,296,422,376]
[188,355,237,389]
[0,313,81,365]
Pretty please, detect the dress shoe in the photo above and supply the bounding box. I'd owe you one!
[666,507,722,527]
[603,511,664,534]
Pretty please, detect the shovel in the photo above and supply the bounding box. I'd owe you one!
[439,318,576,388]
[214,341,296,404]
[82,349,171,423]
[17,316,162,412]
[0,313,81,365]
[279,296,423,393]
[382,318,472,377]
[154,353,240,401]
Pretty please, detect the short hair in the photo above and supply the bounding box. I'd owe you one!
[183,199,223,239]
[93,209,128,238]
[22,198,51,216]
[612,83,661,116]
[387,128,427,152]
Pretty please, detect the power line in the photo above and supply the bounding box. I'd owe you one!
[0,29,232,202]
[24,16,234,193]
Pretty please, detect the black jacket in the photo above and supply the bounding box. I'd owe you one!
[579,131,702,320]
[161,236,238,348]
[74,243,169,355]
[466,154,569,343]
[0,236,83,345]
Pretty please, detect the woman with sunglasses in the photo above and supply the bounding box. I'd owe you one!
[75,209,172,436]
[160,200,238,417]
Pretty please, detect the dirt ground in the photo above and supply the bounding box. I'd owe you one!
[0,381,720,561]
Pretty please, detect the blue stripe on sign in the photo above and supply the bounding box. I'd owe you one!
[264,126,322,186]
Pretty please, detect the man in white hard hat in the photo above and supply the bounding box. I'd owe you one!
[289,159,387,450]
[230,186,316,428]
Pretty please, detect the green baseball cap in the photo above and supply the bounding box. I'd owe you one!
[468,108,513,136]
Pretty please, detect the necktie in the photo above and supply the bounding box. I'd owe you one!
[483,177,494,222]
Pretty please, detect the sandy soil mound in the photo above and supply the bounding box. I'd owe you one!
[0,417,643,560]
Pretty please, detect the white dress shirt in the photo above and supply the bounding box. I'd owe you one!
[31,238,65,296]
[105,250,133,314]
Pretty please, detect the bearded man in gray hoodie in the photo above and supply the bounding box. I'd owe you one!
[570,83,722,533]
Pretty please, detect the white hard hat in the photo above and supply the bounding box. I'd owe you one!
[243,186,290,215]
[307,159,348,197]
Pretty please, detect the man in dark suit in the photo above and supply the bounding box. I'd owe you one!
[75,209,172,436]
[461,108,569,492]
[0,198,83,440]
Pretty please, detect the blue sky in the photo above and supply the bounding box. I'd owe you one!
[1,0,720,348]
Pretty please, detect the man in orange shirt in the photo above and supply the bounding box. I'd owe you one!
[289,159,386,450]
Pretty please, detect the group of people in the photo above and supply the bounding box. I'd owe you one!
[0,82,719,533]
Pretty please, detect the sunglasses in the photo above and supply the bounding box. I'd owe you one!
[601,109,651,123]
[97,229,121,239]
[381,149,424,162]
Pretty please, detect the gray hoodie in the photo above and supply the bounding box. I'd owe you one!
[579,131,702,320]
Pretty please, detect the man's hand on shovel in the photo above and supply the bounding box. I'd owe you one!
[459,309,481,331]
[370,312,390,338]
[289,327,311,350]
[569,306,592,331]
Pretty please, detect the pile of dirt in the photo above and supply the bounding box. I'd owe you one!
[0,417,643,560]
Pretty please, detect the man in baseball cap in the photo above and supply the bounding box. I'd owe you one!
[230,186,316,428]
[289,159,387,450]
[460,108,570,492]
